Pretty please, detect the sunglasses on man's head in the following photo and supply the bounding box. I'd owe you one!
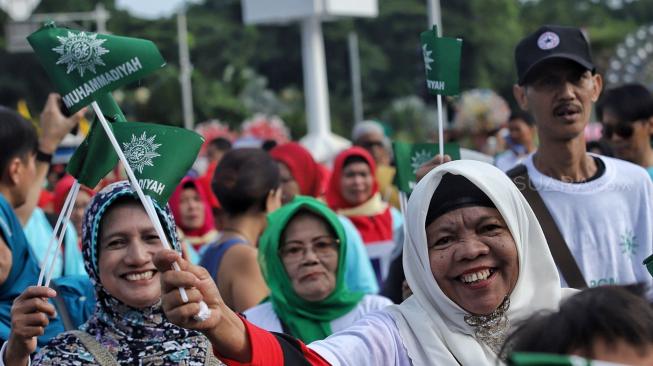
[602,121,635,139]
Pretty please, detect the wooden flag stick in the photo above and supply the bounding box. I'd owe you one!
[90,101,189,303]
[43,181,80,287]
[437,94,444,157]
[37,180,79,286]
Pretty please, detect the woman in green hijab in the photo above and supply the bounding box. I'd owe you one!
[244,196,392,343]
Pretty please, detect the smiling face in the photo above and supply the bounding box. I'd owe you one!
[98,201,165,308]
[339,161,374,206]
[427,206,519,315]
[513,59,602,143]
[178,187,205,231]
[280,212,338,302]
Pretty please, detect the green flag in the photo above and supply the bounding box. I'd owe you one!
[66,94,126,188]
[509,352,610,365]
[644,254,653,278]
[392,141,460,194]
[27,22,165,114]
[420,25,462,96]
[113,122,204,204]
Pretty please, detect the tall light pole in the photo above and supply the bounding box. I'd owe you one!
[426,0,447,129]
[177,10,194,130]
[427,0,442,35]
[348,31,364,125]
[241,0,378,162]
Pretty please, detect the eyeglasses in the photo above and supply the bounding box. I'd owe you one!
[602,121,637,139]
[279,237,340,262]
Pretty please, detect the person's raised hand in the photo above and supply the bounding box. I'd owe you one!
[154,250,250,361]
[5,286,57,366]
[38,93,84,154]
[154,250,223,332]
[415,154,452,183]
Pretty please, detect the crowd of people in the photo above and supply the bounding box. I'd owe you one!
[1,24,653,366]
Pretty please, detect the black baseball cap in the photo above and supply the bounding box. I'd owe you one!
[515,25,595,85]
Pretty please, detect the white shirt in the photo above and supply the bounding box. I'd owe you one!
[523,154,653,294]
[308,310,411,366]
[243,294,392,335]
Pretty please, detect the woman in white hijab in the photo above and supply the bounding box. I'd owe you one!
[154,160,574,365]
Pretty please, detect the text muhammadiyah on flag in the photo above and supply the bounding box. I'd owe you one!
[393,141,460,194]
[420,25,462,96]
[27,22,165,114]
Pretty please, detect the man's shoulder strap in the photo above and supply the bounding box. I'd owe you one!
[508,164,587,289]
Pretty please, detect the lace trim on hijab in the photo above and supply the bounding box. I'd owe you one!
[463,297,510,356]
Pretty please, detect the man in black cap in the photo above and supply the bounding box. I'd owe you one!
[510,25,653,293]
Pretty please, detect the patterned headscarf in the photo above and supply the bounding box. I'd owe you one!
[33,181,216,365]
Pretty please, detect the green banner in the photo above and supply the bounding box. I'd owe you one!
[27,22,165,113]
[393,141,460,194]
[113,122,204,204]
[420,25,462,96]
[509,352,609,365]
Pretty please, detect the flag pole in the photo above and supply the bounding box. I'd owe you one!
[44,182,80,287]
[437,94,444,157]
[90,101,189,303]
[37,180,80,286]
[398,191,409,241]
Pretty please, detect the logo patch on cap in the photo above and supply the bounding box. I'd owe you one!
[537,31,560,50]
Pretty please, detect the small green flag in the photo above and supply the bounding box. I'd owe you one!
[113,122,204,204]
[27,22,165,114]
[66,94,127,188]
[509,352,611,365]
[420,25,462,96]
[392,141,460,194]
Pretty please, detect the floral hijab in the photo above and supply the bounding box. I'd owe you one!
[33,181,214,365]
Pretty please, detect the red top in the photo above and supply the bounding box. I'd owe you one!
[270,142,324,198]
[325,147,393,244]
[219,316,331,366]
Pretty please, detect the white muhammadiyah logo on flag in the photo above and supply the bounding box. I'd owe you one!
[411,149,433,174]
[52,31,109,77]
[123,132,162,174]
[422,44,434,71]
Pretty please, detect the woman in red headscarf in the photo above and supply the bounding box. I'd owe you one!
[269,142,325,204]
[169,177,220,259]
[326,147,403,287]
